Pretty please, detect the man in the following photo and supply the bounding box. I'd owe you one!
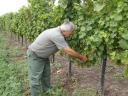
[27,22,87,96]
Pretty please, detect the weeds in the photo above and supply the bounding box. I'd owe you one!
[0,34,28,96]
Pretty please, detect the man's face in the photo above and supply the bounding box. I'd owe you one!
[63,32,72,38]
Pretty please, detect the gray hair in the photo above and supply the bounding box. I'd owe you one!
[60,22,75,32]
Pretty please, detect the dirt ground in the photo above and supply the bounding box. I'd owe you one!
[6,33,128,96]
[51,54,128,96]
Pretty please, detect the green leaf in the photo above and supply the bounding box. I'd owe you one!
[93,2,105,12]
[114,14,122,21]
[122,33,128,40]
[110,14,122,21]
[86,26,92,31]
[119,39,128,49]
[81,26,86,31]
[110,51,116,60]
[110,21,118,27]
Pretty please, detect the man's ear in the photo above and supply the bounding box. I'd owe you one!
[62,32,66,36]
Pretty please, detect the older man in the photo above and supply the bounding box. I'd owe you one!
[27,22,87,96]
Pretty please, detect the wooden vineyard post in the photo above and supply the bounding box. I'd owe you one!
[25,38,28,49]
[101,39,107,96]
[69,60,72,77]
[21,35,24,46]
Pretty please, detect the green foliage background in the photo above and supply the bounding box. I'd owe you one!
[0,0,128,67]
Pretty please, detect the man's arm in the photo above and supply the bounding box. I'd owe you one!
[63,47,87,62]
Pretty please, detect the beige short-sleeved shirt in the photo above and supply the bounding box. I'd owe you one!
[29,27,69,58]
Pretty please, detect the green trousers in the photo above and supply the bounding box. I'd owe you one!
[27,49,51,96]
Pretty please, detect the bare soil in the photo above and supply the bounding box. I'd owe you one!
[51,55,128,96]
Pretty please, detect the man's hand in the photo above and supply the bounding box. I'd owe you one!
[79,55,87,62]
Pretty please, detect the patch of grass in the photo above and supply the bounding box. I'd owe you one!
[0,33,67,96]
[43,86,68,96]
[0,34,28,96]
[44,72,68,96]
[72,88,98,96]
[113,73,124,80]
[123,65,128,79]
[52,62,63,70]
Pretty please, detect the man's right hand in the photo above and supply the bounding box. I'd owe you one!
[79,55,87,62]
